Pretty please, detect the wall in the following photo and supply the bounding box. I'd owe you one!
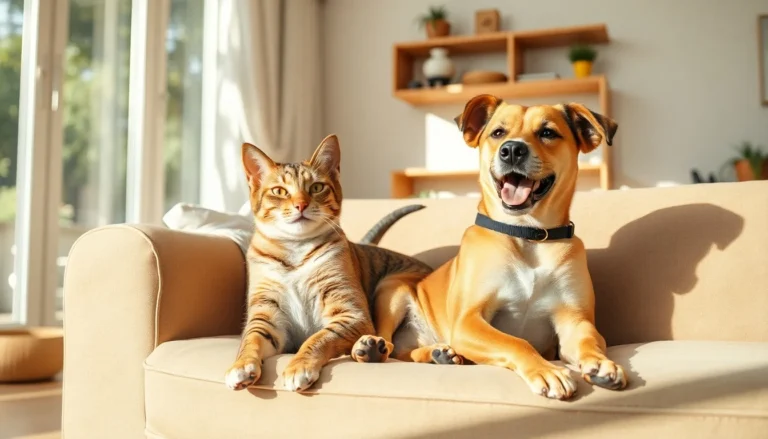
[322,0,768,198]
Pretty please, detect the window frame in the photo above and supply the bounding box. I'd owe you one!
[5,0,180,328]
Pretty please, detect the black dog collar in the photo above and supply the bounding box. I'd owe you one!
[474,213,575,241]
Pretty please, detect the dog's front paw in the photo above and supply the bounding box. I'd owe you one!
[430,345,464,365]
[580,356,627,390]
[282,357,322,392]
[351,335,392,363]
[519,362,577,400]
[225,358,262,391]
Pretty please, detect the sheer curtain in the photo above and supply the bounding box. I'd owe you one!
[200,0,322,212]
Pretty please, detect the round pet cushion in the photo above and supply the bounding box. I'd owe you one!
[0,327,63,382]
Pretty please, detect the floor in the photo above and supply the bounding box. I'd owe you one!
[0,376,61,439]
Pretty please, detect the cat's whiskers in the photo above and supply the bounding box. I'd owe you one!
[317,215,345,241]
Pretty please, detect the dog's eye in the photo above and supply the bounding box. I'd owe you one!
[539,128,559,140]
[490,128,506,139]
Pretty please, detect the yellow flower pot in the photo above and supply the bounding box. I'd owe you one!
[572,61,593,78]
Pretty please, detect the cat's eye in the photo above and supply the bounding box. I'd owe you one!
[309,182,326,194]
[271,187,288,197]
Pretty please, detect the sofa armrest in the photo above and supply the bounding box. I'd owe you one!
[62,225,246,438]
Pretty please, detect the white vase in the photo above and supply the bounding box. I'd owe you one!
[423,48,455,86]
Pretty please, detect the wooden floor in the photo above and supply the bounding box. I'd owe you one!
[0,376,62,439]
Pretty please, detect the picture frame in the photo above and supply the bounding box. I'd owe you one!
[759,14,768,106]
[475,9,500,34]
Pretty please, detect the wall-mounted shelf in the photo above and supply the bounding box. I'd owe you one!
[391,164,602,199]
[394,24,607,59]
[391,23,614,196]
[394,76,606,106]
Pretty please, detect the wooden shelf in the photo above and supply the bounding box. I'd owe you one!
[392,24,610,92]
[399,163,601,179]
[394,76,605,106]
[393,24,608,57]
[391,23,614,192]
[398,168,481,178]
[396,32,509,57]
[392,164,602,198]
[513,24,609,49]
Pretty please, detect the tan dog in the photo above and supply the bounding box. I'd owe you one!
[364,95,627,400]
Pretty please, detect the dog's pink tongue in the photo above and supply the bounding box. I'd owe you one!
[501,178,533,206]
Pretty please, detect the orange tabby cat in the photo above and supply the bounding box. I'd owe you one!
[225,134,434,392]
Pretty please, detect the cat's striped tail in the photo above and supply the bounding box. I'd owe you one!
[359,204,426,245]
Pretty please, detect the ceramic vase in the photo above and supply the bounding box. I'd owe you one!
[423,48,455,87]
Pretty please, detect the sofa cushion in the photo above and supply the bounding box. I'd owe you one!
[144,338,768,438]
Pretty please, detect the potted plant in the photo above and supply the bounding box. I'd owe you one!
[729,141,768,181]
[569,44,597,78]
[418,6,450,39]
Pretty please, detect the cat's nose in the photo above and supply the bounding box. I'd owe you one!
[294,201,308,213]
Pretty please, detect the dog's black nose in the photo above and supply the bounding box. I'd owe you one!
[499,141,528,165]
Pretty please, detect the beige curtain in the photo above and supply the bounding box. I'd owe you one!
[238,0,323,163]
[202,0,322,211]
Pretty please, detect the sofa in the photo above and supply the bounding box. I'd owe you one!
[62,181,768,438]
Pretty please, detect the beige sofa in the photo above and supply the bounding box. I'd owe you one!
[62,181,768,438]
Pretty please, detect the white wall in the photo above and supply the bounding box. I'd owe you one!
[322,0,768,198]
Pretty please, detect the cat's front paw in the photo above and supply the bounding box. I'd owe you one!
[282,357,322,392]
[225,359,262,390]
[351,335,392,363]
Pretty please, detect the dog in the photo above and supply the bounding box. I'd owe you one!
[365,95,627,400]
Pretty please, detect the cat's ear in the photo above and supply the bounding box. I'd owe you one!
[242,143,275,190]
[310,134,341,174]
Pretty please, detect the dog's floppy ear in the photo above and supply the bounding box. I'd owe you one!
[564,103,618,153]
[454,94,503,148]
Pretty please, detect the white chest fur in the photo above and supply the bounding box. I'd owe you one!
[279,266,324,350]
[486,260,566,353]
[251,242,340,352]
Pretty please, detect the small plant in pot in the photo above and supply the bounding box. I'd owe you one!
[569,44,597,78]
[728,141,768,181]
[418,5,450,39]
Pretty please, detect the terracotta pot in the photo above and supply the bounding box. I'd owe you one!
[426,19,450,38]
[734,160,754,181]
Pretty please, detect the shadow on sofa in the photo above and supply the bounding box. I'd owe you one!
[588,203,744,347]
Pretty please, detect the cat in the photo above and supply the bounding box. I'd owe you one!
[225,134,434,392]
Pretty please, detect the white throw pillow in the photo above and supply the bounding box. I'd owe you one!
[163,203,253,256]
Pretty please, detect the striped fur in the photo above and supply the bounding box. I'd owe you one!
[225,135,432,392]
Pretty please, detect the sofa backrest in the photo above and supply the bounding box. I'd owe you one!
[340,181,768,346]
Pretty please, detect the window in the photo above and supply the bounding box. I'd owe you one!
[3,0,209,327]
[55,0,133,320]
[0,0,23,324]
[164,0,203,211]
